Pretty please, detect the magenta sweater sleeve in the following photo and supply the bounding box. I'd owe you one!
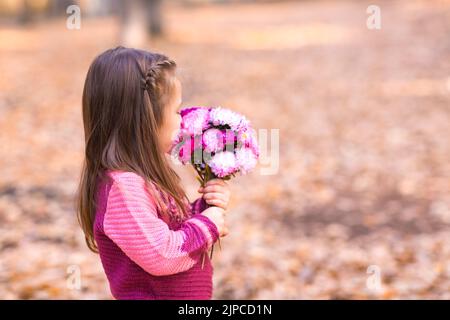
[103,173,219,277]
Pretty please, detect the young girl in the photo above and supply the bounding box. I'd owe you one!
[76,46,230,300]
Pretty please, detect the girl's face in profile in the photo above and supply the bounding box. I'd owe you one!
[160,77,183,153]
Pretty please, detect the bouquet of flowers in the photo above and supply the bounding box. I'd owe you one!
[170,106,259,266]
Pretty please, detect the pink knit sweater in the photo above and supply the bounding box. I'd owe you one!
[93,169,220,300]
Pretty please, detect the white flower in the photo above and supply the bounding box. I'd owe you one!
[235,148,258,174]
[209,106,249,131]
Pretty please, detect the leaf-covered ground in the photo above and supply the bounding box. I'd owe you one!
[1,0,449,299]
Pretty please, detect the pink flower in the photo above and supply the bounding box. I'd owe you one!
[180,107,210,135]
[172,105,259,179]
[209,107,249,132]
[178,142,192,164]
[223,129,238,151]
[202,128,224,153]
[179,106,201,117]
[207,151,238,178]
[171,133,202,165]
[235,148,258,174]
[237,127,259,156]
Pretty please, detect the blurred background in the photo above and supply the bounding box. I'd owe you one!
[0,0,450,299]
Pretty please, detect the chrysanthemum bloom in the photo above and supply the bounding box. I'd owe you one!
[235,148,258,174]
[207,151,238,178]
[173,106,258,179]
[237,128,259,156]
[171,133,202,165]
[202,128,225,153]
[180,107,211,135]
[209,107,249,132]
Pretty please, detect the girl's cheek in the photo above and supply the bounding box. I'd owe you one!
[171,114,180,136]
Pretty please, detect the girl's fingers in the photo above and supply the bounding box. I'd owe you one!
[205,179,227,187]
[203,193,230,207]
[203,192,225,201]
[205,198,226,208]
[198,180,230,209]
[202,188,229,208]
[205,198,227,209]
[199,179,230,194]
[201,185,228,194]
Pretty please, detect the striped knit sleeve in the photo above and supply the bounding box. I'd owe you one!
[190,197,208,216]
[103,173,219,276]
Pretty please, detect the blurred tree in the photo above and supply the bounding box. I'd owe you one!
[120,0,164,47]
[0,0,76,24]
[18,0,32,24]
[48,0,74,17]
[16,0,53,24]
[148,0,163,36]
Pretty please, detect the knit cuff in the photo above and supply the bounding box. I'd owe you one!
[187,214,220,248]
[190,197,208,216]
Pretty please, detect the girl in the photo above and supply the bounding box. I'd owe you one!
[76,46,230,300]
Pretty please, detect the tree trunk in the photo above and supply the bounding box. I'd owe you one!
[120,0,164,47]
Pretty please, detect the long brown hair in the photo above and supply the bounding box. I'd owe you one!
[77,46,189,253]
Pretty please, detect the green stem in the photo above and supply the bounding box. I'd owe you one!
[192,164,221,262]
[193,164,206,187]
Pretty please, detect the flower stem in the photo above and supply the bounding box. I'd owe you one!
[193,163,221,262]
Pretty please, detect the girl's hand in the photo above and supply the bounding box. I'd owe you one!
[198,179,231,210]
[201,206,229,237]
